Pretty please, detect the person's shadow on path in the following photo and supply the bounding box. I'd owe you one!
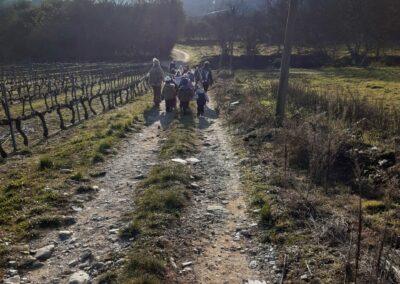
[198,105,219,130]
[143,107,174,129]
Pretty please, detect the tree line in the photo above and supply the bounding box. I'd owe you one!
[0,0,185,63]
[185,0,400,65]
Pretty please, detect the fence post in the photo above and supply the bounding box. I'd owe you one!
[1,83,17,152]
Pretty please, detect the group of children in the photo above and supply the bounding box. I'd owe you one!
[148,58,214,117]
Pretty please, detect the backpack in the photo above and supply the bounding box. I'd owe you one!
[162,83,176,100]
[178,86,193,102]
[202,70,212,84]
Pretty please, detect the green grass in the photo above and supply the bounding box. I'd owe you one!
[160,122,198,159]
[123,254,165,284]
[235,67,400,108]
[362,200,386,214]
[115,112,199,283]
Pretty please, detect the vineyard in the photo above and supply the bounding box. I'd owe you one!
[0,63,150,158]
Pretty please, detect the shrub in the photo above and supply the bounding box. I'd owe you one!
[260,203,273,227]
[30,215,65,229]
[124,253,165,280]
[250,192,268,207]
[92,153,104,164]
[98,141,112,154]
[120,221,141,239]
[39,157,54,170]
[70,172,83,181]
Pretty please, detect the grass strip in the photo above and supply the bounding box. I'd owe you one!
[103,113,199,284]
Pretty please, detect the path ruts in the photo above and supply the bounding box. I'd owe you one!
[171,93,279,284]
[21,111,163,284]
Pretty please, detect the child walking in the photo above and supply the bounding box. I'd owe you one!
[195,84,209,117]
[162,76,177,112]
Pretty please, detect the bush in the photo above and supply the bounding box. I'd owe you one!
[92,153,104,164]
[98,141,112,155]
[70,172,83,181]
[39,157,54,170]
[260,203,273,227]
[120,221,141,239]
[124,254,165,280]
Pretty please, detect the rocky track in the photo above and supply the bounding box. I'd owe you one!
[3,111,164,284]
[168,95,280,284]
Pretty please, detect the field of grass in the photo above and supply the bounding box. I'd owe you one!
[177,43,400,109]
[235,67,400,108]
[178,42,400,65]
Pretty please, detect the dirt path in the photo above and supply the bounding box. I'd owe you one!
[172,94,280,284]
[8,110,165,284]
[171,49,191,64]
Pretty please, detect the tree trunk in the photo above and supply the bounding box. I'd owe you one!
[275,0,299,126]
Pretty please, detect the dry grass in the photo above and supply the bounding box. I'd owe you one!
[215,73,400,283]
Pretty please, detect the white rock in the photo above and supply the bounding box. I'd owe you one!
[182,261,193,267]
[34,245,55,261]
[171,158,188,165]
[248,281,266,284]
[8,269,18,276]
[300,274,308,280]
[186,157,200,165]
[170,257,178,270]
[379,159,388,166]
[249,260,258,269]
[59,231,73,240]
[4,275,21,284]
[230,101,240,107]
[109,229,119,234]
[68,270,90,284]
[71,206,83,212]
[69,259,79,267]
[206,205,227,213]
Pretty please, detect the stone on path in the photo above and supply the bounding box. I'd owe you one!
[206,205,227,213]
[186,157,200,165]
[247,281,266,284]
[34,245,55,261]
[190,183,200,189]
[249,260,258,269]
[68,270,90,284]
[182,261,193,267]
[300,274,309,281]
[4,276,21,284]
[59,231,73,240]
[171,158,188,165]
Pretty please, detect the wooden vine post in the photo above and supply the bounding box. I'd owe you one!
[1,83,17,151]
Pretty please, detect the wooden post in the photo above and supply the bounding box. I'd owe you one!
[275,0,299,126]
[1,84,17,151]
